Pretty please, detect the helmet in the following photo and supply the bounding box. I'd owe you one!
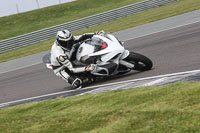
[56,30,74,51]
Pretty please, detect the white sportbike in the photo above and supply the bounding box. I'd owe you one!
[43,33,153,84]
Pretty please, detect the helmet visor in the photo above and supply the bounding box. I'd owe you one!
[58,37,74,51]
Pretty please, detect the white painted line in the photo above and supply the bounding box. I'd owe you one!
[0,89,78,107]
[143,77,167,86]
[0,51,50,74]
[124,20,200,41]
[113,82,134,90]
[82,69,200,90]
[0,62,42,74]
[1,69,200,107]
[81,82,134,95]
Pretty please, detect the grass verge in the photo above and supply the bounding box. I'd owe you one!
[1,0,200,63]
[0,82,200,132]
[0,0,142,41]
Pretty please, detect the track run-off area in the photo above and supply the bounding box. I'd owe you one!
[1,10,200,105]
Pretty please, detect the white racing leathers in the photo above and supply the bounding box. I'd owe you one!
[50,33,94,85]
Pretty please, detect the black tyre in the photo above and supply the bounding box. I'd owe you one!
[124,52,153,71]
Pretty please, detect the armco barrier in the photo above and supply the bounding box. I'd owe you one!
[0,0,178,53]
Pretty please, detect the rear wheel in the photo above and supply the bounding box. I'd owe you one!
[124,52,153,71]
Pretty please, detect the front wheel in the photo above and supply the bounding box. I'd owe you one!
[124,52,153,71]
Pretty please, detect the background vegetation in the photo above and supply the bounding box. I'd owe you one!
[0,0,142,41]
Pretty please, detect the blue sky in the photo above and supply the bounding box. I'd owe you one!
[0,0,74,17]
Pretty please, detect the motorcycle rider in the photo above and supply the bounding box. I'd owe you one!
[51,29,102,89]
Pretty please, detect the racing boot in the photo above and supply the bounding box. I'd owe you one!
[68,77,82,89]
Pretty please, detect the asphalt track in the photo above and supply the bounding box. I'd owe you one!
[1,21,200,104]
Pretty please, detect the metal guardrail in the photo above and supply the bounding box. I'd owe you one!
[0,0,178,53]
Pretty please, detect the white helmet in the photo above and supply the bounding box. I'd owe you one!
[56,30,74,51]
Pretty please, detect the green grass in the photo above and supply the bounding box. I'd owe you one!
[0,82,200,132]
[0,0,142,41]
[1,0,200,63]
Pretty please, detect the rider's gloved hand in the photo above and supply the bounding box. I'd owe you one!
[85,64,96,71]
[95,30,105,36]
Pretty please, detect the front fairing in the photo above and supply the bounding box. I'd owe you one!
[88,34,125,64]
[76,34,127,76]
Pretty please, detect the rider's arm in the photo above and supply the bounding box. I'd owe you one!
[74,33,95,43]
[74,31,105,43]
[57,55,84,73]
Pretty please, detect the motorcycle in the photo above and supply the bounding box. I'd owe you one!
[43,32,153,85]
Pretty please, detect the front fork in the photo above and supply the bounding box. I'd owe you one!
[119,60,134,69]
[119,50,134,69]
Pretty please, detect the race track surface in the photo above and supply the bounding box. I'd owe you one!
[1,22,200,103]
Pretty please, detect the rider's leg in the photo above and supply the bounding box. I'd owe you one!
[54,68,82,89]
